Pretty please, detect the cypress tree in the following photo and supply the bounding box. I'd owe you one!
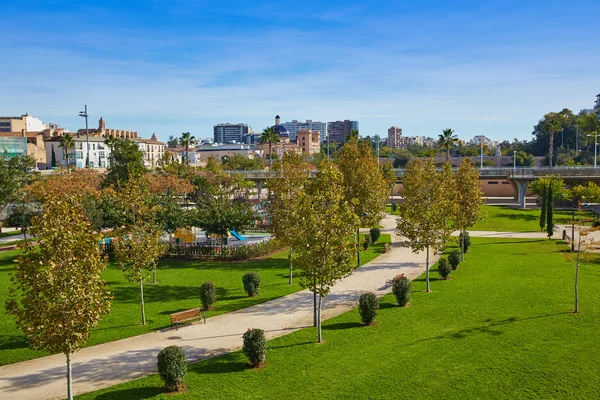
[546,181,554,239]
[51,147,57,168]
[539,183,546,232]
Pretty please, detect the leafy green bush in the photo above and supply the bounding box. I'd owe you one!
[242,272,261,297]
[448,250,461,270]
[438,258,451,279]
[199,280,216,310]
[392,276,411,307]
[243,328,266,367]
[157,346,187,392]
[369,227,381,243]
[359,292,379,325]
[459,231,471,253]
[362,234,372,250]
[391,202,398,214]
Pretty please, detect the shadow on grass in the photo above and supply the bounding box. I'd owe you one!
[269,341,314,350]
[190,356,249,375]
[495,212,538,222]
[0,335,28,351]
[379,302,401,310]
[412,312,570,345]
[470,239,546,246]
[323,322,363,331]
[94,387,164,400]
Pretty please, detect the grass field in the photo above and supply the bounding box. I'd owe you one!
[79,237,600,399]
[0,230,21,239]
[472,205,590,232]
[0,234,390,366]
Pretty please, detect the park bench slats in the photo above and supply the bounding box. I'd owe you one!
[170,308,205,330]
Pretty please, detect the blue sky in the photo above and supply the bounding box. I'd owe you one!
[1,0,599,143]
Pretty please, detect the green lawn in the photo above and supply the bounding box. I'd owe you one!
[0,230,22,239]
[472,205,589,232]
[0,234,389,366]
[79,238,600,399]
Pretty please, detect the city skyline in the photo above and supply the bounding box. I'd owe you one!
[1,1,599,143]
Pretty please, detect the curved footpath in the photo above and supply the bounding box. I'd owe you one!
[0,217,545,400]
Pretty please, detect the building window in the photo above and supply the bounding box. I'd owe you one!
[488,181,498,184]
[76,151,83,159]
[77,142,83,150]
[99,151,105,159]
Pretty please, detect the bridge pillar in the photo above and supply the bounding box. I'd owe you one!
[256,181,263,201]
[516,181,529,208]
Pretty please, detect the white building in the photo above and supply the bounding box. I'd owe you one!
[281,119,327,142]
[470,135,498,147]
[46,136,111,168]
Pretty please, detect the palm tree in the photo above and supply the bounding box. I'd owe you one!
[179,132,196,166]
[260,127,280,170]
[58,134,75,168]
[438,128,458,161]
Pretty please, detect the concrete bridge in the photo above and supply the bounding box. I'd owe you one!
[225,167,600,208]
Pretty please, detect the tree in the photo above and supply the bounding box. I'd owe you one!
[51,147,57,168]
[104,135,119,152]
[105,138,146,186]
[222,153,264,170]
[268,150,312,284]
[346,129,360,143]
[453,159,485,260]
[195,196,256,240]
[292,163,358,342]
[539,184,547,232]
[179,132,196,166]
[6,204,38,240]
[438,128,458,161]
[167,135,179,148]
[6,197,111,400]
[260,127,280,170]
[0,153,36,233]
[336,138,389,228]
[112,178,166,321]
[58,135,75,167]
[546,182,554,239]
[396,159,447,292]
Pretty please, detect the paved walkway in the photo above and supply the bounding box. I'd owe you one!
[0,215,436,400]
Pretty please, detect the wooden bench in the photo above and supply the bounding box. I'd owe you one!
[170,308,205,330]
[384,243,393,254]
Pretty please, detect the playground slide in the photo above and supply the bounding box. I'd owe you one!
[229,230,246,241]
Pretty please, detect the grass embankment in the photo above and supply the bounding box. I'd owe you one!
[0,230,22,239]
[0,235,389,366]
[80,237,600,399]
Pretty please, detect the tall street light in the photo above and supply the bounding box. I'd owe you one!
[513,150,517,172]
[586,133,599,169]
[357,212,369,267]
[79,105,90,167]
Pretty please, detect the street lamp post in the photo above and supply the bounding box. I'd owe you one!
[79,105,90,167]
[513,150,517,172]
[586,133,598,169]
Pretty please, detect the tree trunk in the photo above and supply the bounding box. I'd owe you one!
[425,246,430,292]
[446,147,450,162]
[549,130,554,168]
[313,286,317,327]
[140,278,146,325]
[317,294,323,343]
[575,232,581,313]
[288,246,293,285]
[153,267,157,284]
[268,142,272,170]
[66,352,73,400]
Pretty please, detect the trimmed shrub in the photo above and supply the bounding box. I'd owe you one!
[448,250,461,270]
[359,292,379,325]
[157,346,187,392]
[438,258,451,279]
[392,276,411,306]
[369,227,381,243]
[243,328,266,367]
[243,272,261,297]
[199,280,216,310]
[391,202,398,214]
[459,231,471,253]
[362,234,372,250]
